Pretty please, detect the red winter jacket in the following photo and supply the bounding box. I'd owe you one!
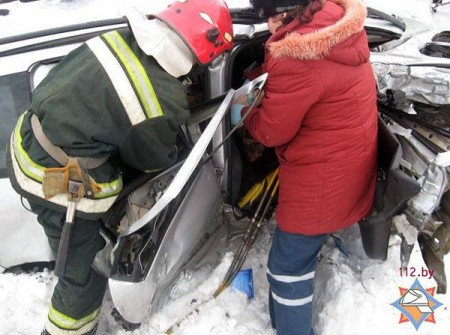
[243,0,377,235]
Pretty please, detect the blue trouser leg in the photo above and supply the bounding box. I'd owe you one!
[269,288,276,329]
[267,227,327,335]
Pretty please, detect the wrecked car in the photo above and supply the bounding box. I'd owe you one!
[369,15,450,293]
[0,3,449,329]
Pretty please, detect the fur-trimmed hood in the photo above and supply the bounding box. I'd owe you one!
[268,0,368,64]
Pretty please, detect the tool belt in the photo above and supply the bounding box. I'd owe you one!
[31,113,107,200]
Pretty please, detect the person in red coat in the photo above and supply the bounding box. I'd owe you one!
[235,0,378,333]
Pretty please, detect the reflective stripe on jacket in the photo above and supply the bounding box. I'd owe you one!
[13,111,123,200]
[8,27,189,217]
[9,112,121,216]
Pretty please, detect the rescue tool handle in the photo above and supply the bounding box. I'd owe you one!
[54,200,76,277]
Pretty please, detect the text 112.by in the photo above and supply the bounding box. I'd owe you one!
[399,266,435,280]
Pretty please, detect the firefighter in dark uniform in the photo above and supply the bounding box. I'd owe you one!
[6,1,233,334]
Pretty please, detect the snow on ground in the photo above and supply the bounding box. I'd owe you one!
[1,0,450,334]
[1,181,450,335]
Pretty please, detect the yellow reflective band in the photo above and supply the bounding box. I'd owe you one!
[103,31,164,119]
[94,177,123,199]
[12,111,122,199]
[48,305,100,331]
[12,111,46,182]
[10,139,119,213]
[87,37,146,125]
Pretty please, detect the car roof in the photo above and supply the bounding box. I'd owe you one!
[0,0,250,40]
[0,1,436,77]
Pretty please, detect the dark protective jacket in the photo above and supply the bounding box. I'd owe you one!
[243,0,378,235]
[8,28,189,218]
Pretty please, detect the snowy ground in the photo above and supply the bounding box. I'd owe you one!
[1,190,449,335]
[1,0,450,335]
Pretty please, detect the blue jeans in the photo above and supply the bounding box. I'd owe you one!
[267,227,327,335]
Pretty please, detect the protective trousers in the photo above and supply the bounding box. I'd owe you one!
[30,202,108,334]
[267,227,327,335]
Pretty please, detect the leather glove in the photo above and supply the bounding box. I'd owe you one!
[230,104,245,126]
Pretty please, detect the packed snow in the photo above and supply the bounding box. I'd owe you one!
[1,178,449,335]
[1,0,450,334]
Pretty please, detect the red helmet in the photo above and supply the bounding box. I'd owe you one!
[151,0,234,65]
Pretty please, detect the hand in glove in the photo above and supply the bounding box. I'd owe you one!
[230,104,245,126]
[234,88,264,106]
